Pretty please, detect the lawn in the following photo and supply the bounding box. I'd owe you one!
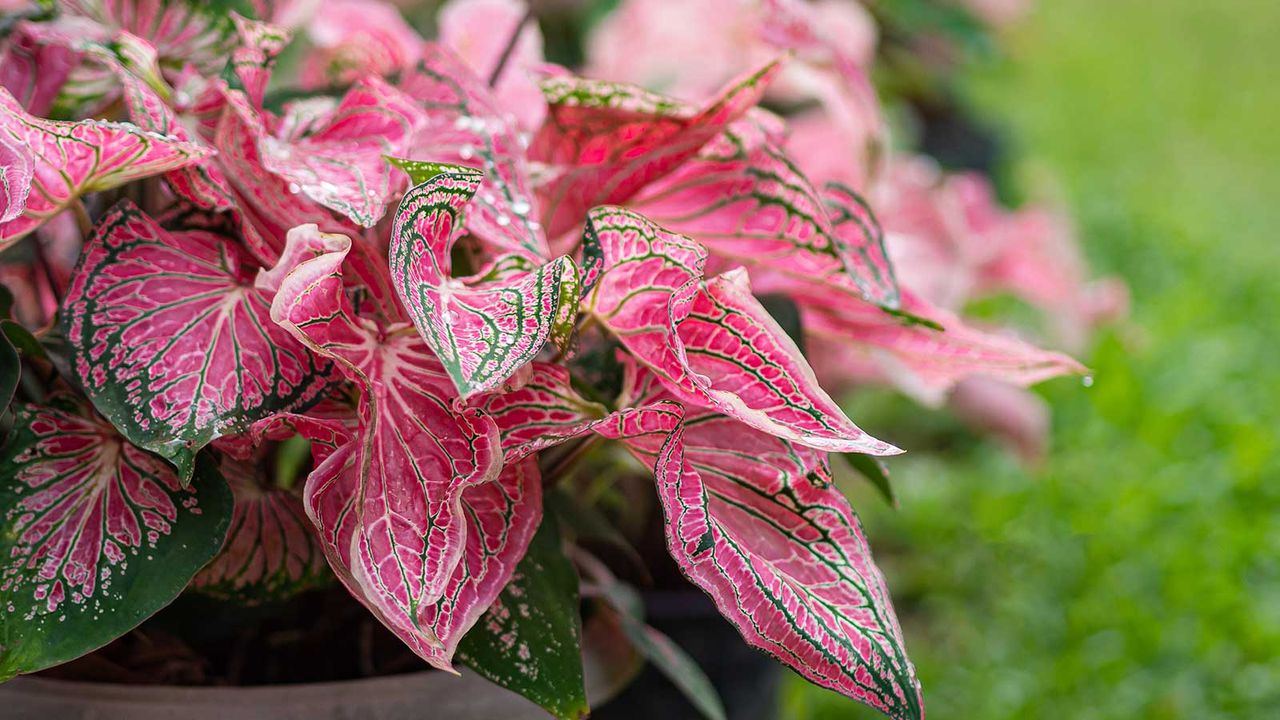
[784,0,1280,718]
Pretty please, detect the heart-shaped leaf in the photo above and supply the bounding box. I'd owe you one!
[389,169,579,400]
[397,44,548,260]
[266,224,537,669]
[797,286,1085,405]
[190,452,330,605]
[63,201,333,482]
[612,367,923,720]
[631,114,902,310]
[0,403,233,680]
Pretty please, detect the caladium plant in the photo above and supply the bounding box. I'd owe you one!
[0,1,1121,719]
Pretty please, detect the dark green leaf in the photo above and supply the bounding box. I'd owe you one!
[843,452,898,508]
[0,404,233,680]
[457,514,588,720]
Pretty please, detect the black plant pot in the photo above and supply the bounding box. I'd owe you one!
[592,589,781,720]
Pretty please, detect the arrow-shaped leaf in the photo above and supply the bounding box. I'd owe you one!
[531,59,782,238]
[582,207,899,455]
[631,114,902,310]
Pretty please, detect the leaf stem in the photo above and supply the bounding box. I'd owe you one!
[487,8,534,88]
[71,199,92,238]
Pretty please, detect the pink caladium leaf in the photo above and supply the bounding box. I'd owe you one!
[259,76,425,228]
[582,207,899,455]
[0,19,88,117]
[265,224,513,667]
[797,286,1086,405]
[191,452,330,604]
[397,44,548,260]
[0,402,233,680]
[60,0,247,79]
[0,88,208,251]
[225,12,291,110]
[62,202,333,482]
[631,114,901,310]
[298,0,424,89]
[608,361,920,717]
[530,59,783,239]
[388,168,579,399]
[634,413,923,720]
[0,133,32,224]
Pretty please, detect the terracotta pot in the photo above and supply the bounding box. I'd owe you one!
[0,671,546,720]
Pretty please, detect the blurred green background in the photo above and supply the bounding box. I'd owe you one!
[783,0,1280,717]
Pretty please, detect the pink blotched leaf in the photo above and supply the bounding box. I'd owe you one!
[0,402,232,680]
[530,59,782,239]
[631,114,900,309]
[478,363,608,462]
[191,453,330,604]
[582,207,899,455]
[0,88,208,250]
[62,202,333,482]
[389,168,579,399]
[259,76,425,227]
[397,44,548,260]
[797,287,1085,405]
[265,225,521,669]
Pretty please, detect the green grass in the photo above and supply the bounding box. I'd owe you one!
[784,1,1280,718]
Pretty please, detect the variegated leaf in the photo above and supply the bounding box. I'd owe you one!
[0,88,208,250]
[389,169,579,400]
[397,44,548,260]
[797,286,1086,405]
[259,76,425,227]
[265,225,519,669]
[0,403,233,680]
[105,32,236,211]
[530,59,781,239]
[63,202,333,482]
[610,369,923,720]
[583,207,899,455]
[456,512,588,720]
[631,115,901,309]
[478,362,609,462]
[59,0,247,79]
[190,453,330,604]
[0,133,32,224]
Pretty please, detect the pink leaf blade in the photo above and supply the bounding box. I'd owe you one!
[0,88,209,250]
[531,58,784,238]
[799,287,1087,405]
[631,115,901,310]
[397,44,549,260]
[389,170,580,399]
[584,207,898,456]
[62,202,334,482]
[268,227,507,666]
